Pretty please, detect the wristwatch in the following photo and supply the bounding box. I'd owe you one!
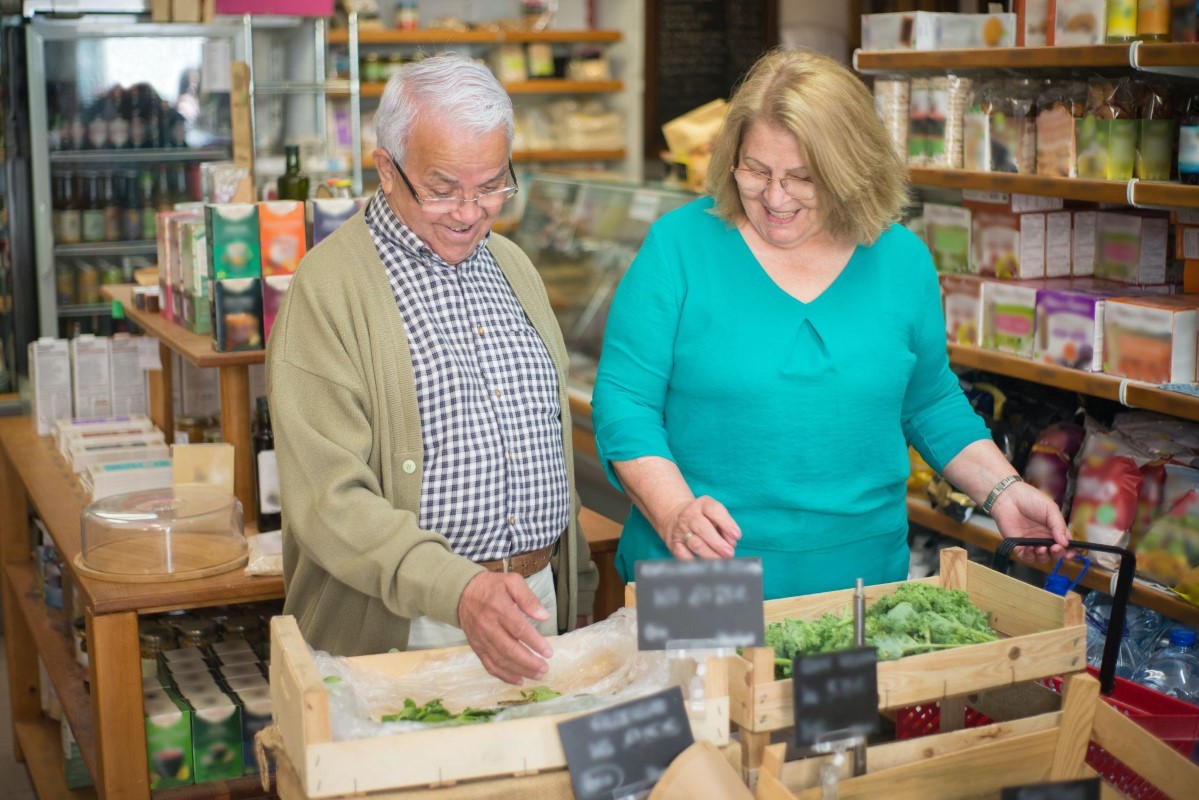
[982,475,1023,514]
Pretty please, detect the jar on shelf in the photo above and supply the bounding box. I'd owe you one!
[219,613,264,645]
[173,415,210,445]
[395,1,419,31]
[139,624,177,678]
[173,616,219,649]
[362,53,384,84]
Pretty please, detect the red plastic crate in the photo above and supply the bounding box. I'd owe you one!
[896,667,1199,800]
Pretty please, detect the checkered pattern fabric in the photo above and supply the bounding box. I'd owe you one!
[365,191,569,561]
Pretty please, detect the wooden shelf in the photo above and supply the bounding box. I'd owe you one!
[156,775,273,800]
[946,343,1199,422]
[1134,42,1199,70]
[101,285,264,369]
[362,149,626,170]
[908,168,1131,204]
[1131,180,1199,209]
[344,79,623,99]
[14,718,97,800]
[0,417,283,616]
[6,560,98,782]
[855,45,1132,73]
[329,28,621,45]
[907,497,1199,629]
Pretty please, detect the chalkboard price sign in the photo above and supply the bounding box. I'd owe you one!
[634,557,765,651]
[557,686,695,800]
[1001,778,1101,800]
[791,646,879,748]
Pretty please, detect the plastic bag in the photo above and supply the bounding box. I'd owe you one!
[244,531,282,577]
[1023,421,1085,513]
[1069,428,1145,568]
[312,609,680,742]
[1137,464,1199,587]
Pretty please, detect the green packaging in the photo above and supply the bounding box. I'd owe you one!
[205,204,262,281]
[145,688,194,789]
[1107,119,1137,180]
[1075,115,1110,179]
[186,689,244,783]
[1137,119,1173,180]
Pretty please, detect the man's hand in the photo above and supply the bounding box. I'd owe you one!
[458,572,553,684]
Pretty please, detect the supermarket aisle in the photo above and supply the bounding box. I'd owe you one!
[0,637,37,799]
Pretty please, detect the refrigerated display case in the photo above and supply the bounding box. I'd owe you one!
[0,23,15,407]
[23,15,243,339]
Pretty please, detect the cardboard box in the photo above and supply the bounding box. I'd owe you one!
[968,202,1024,278]
[1076,116,1137,180]
[940,274,984,346]
[185,689,244,783]
[180,219,208,297]
[211,278,264,353]
[1103,295,1199,384]
[861,11,1015,50]
[56,414,153,453]
[1019,213,1047,279]
[85,459,173,500]
[234,687,272,775]
[1044,211,1073,278]
[982,279,1041,357]
[262,273,292,343]
[1049,0,1106,45]
[1034,286,1119,370]
[310,198,364,245]
[258,201,306,277]
[146,689,194,790]
[206,204,262,282]
[109,334,148,416]
[30,338,75,436]
[1017,0,1050,45]
[70,335,113,419]
[923,203,972,274]
[1072,211,1097,276]
[1095,212,1169,284]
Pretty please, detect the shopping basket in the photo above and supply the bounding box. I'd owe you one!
[896,538,1199,800]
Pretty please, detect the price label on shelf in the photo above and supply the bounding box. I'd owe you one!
[634,557,764,651]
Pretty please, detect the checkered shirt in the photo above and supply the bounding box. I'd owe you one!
[364,191,570,561]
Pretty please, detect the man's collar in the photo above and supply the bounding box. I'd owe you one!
[365,189,490,268]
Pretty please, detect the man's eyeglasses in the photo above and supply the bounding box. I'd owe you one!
[390,155,519,212]
[731,166,817,202]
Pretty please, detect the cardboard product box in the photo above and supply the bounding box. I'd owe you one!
[233,687,271,775]
[1103,295,1199,384]
[177,358,220,420]
[860,11,1015,50]
[1184,260,1199,293]
[1072,210,1098,276]
[61,718,93,789]
[258,201,307,277]
[146,689,193,790]
[982,279,1041,357]
[169,213,202,315]
[940,273,985,346]
[70,335,113,419]
[1049,0,1107,44]
[1138,118,1173,180]
[212,639,257,660]
[1017,0,1050,45]
[59,418,155,456]
[1034,286,1120,371]
[967,203,1025,278]
[161,647,210,670]
[1095,212,1170,284]
[1177,225,1199,261]
[261,273,292,343]
[67,437,170,473]
[1011,194,1065,214]
[310,198,364,245]
[223,673,269,694]
[172,673,223,697]
[156,210,199,323]
[211,278,264,353]
[86,459,173,500]
[1019,213,1047,279]
[108,334,148,416]
[30,338,74,436]
[180,219,209,298]
[184,689,243,783]
[923,203,971,274]
[182,289,211,337]
[206,204,262,282]
[1044,211,1073,278]
[1076,116,1137,180]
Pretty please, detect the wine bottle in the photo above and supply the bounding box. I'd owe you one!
[253,397,282,532]
[276,145,310,201]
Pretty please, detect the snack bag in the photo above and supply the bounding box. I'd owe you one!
[1137,485,1199,587]
[1068,430,1145,568]
[1024,421,1085,513]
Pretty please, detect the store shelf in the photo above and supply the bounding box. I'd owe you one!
[101,284,264,369]
[6,559,98,782]
[157,775,272,800]
[1131,180,1199,209]
[909,168,1130,205]
[58,303,113,319]
[907,496,1199,629]
[0,417,281,616]
[54,240,157,258]
[48,146,228,166]
[345,79,624,98]
[855,45,1132,73]
[329,28,622,45]
[13,718,97,800]
[947,343,1199,422]
[361,148,626,170]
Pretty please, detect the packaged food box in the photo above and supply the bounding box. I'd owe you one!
[1072,210,1098,276]
[145,688,194,790]
[1049,0,1107,44]
[70,335,113,419]
[1103,295,1199,384]
[923,203,971,274]
[179,218,208,297]
[108,334,149,416]
[1094,212,1169,285]
[860,11,1015,50]
[309,197,365,245]
[982,279,1041,357]
[234,687,272,776]
[940,273,984,346]
[1034,286,1121,370]
[31,338,72,436]
[258,200,307,277]
[211,278,263,352]
[206,204,262,281]
[262,273,293,343]
[1045,211,1073,278]
[184,688,243,783]
[1017,0,1050,45]
[55,413,153,453]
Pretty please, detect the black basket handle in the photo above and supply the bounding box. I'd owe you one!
[991,538,1136,695]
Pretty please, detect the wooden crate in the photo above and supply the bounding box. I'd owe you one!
[270,615,729,798]
[629,548,1086,774]
[755,672,1199,800]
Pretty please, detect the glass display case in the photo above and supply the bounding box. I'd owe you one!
[25,16,243,338]
[511,173,696,393]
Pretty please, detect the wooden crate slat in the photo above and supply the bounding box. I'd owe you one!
[1089,698,1199,800]
[961,558,1072,638]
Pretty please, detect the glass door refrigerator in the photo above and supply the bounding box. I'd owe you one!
[21,11,243,342]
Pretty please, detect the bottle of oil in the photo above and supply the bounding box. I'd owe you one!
[253,397,282,532]
[276,145,309,201]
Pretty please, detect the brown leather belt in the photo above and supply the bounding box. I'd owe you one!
[475,544,554,578]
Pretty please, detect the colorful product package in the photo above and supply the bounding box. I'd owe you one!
[1023,421,1085,513]
[205,204,262,282]
[1044,211,1073,277]
[1103,295,1199,384]
[1017,0,1050,45]
[1069,429,1145,569]
[211,278,264,353]
[940,273,984,345]
[969,204,1023,278]
[146,688,194,789]
[258,201,307,277]
[310,197,364,245]
[1137,83,1174,181]
[1075,79,1138,180]
[1094,212,1169,284]
[1137,463,1199,587]
[982,279,1041,356]
[923,203,972,273]
[261,273,293,343]
[1034,286,1112,370]
[1071,210,1097,276]
[184,688,243,783]
[1049,0,1107,45]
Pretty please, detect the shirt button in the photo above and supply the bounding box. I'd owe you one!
[402,459,416,474]
[493,389,501,398]
[508,515,516,525]
[505,451,514,461]
[477,326,485,336]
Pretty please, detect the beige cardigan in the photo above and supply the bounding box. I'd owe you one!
[267,210,597,656]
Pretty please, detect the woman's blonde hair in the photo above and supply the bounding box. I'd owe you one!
[707,47,909,245]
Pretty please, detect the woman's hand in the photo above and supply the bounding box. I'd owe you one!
[989,481,1072,565]
[662,496,742,560]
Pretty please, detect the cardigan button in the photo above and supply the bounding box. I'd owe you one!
[402,459,416,474]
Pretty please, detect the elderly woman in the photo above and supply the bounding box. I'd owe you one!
[591,48,1069,599]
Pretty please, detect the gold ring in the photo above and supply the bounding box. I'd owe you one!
[683,531,695,546]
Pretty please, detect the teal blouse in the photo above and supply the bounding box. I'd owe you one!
[591,198,988,599]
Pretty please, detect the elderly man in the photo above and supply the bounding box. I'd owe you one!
[268,53,596,684]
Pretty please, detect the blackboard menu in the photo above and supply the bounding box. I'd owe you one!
[634,557,765,650]
[645,0,778,158]
[1001,778,1101,800]
[557,686,694,800]
[791,646,879,748]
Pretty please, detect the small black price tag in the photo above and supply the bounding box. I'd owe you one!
[557,686,694,800]
[1001,778,1101,800]
[791,646,878,748]
[634,558,764,651]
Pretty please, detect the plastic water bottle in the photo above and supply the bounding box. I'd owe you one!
[1115,626,1146,680]
[1128,608,1167,652]
[1131,629,1199,703]
[1085,616,1106,670]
